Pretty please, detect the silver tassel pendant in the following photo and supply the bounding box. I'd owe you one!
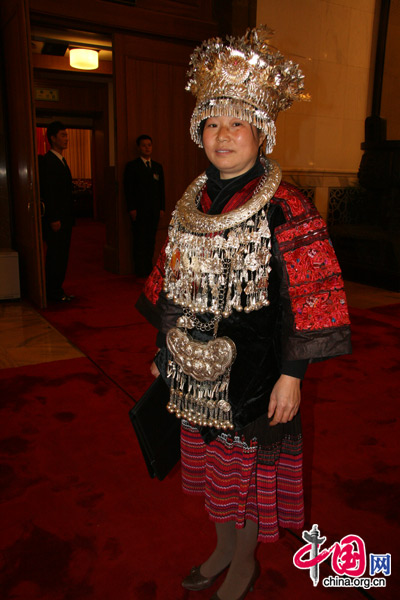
[166,360,234,430]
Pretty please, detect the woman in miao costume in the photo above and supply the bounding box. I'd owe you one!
[137,25,351,600]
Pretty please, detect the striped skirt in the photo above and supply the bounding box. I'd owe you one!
[180,420,304,543]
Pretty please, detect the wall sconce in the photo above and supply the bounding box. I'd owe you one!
[69,48,99,70]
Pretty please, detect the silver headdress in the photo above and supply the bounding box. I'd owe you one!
[186,25,309,154]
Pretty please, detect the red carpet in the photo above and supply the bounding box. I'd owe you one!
[1,219,399,599]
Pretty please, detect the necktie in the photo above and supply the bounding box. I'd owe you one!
[146,161,151,169]
[62,157,71,176]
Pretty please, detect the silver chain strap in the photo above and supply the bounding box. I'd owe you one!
[182,258,230,337]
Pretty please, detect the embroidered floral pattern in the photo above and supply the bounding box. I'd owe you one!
[291,289,349,330]
[284,240,342,285]
[274,215,327,245]
[273,185,350,332]
[272,182,305,218]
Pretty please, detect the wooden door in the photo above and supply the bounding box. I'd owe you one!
[0,0,45,306]
[109,32,208,275]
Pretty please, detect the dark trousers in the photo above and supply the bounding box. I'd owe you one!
[132,215,159,277]
[43,222,72,300]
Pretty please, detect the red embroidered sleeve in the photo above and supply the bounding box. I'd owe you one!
[273,182,350,333]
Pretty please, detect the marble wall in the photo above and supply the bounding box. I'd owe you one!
[257,0,377,216]
[381,0,400,140]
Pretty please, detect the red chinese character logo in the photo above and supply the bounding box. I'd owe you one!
[331,535,366,577]
[293,526,366,586]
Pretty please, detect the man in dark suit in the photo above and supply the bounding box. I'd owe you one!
[39,121,74,302]
[123,134,165,277]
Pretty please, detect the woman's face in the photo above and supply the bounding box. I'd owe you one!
[202,116,265,179]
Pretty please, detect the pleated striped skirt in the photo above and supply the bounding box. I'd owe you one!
[180,420,305,542]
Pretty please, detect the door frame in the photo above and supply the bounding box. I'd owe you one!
[1,0,46,307]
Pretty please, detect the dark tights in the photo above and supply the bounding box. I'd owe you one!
[200,520,259,600]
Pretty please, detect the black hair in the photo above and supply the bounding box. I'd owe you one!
[136,134,152,146]
[46,121,67,145]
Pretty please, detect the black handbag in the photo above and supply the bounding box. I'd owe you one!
[129,375,181,480]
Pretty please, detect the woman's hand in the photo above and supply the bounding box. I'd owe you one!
[150,361,160,378]
[268,374,301,426]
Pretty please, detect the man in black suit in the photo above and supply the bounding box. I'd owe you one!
[39,121,74,302]
[123,134,165,277]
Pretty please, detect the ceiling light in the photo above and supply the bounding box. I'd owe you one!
[69,48,99,70]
